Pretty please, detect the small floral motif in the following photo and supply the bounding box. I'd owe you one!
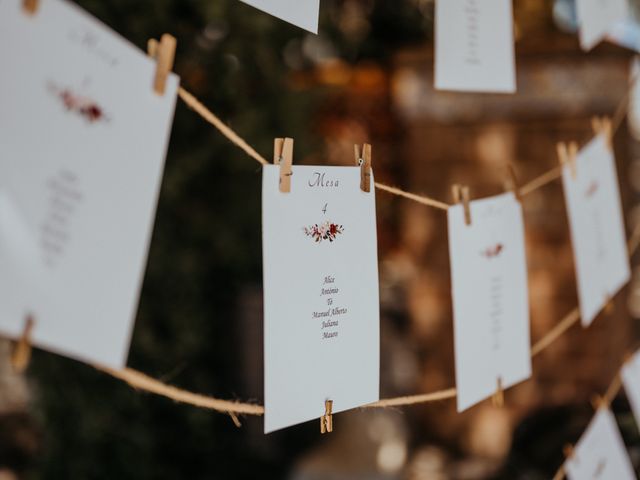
[480,243,504,259]
[49,83,108,123]
[304,221,344,243]
[585,180,599,198]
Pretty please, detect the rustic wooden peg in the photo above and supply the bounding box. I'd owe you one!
[590,394,605,411]
[563,444,576,462]
[354,144,372,193]
[604,293,614,316]
[557,141,579,180]
[11,315,35,373]
[452,184,471,226]
[491,377,504,408]
[23,0,38,15]
[273,138,294,193]
[149,34,176,96]
[504,164,521,202]
[592,116,613,149]
[320,399,333,434]
[147,38,159,57]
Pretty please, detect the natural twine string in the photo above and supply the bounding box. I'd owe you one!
[87,76,638,422]
[551,222,640,480]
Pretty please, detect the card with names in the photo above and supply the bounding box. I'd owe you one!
[448,192,531,412]
[621,351,640,429]
[565,408,635,480]
[576,0,628,51]
[262,165,379,433]
[562,134,630,327]
[240,0,320,33]
[435,0,516,93]
[0,0,178,368]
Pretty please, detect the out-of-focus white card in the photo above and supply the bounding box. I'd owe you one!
[448,192,531,412]
[621,351,640,429]
[435,0,516,93]
[628,58,640,140]
[262,165,379,433]
[562,134,630,327]
[565,408,635,480]
[240,0,319,33]
[0,0,178,368]
[576,0,628,51]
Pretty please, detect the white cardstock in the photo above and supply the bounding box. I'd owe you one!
[448,192,531,412]
[562,134,630,327]
[565,408,635,480]
[240,0,320,33]
[0,0,178,368]
[448,193,531,411]
[621,351,640,429]
[434,0,516,93]
[576,0,628,51]
[262,165,379,433]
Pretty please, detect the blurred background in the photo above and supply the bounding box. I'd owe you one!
[3,0,640,478]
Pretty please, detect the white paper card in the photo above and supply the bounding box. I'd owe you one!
[240,0,320,33]
[262,165,379,433]
[448,192,531,412]
[576,0,628,51]
[565,408,635,480]
[621,351,640,429]
[0,0,179,368]
[562,135,630,327]
[434,0,516,93]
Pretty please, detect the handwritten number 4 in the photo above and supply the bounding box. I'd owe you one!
[322,203,327,214]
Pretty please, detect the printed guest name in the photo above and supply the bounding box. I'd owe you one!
[309,172,339,188]
[312,307,348,318]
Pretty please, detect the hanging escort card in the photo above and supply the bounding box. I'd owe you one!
[621,351,640,429]
[565,408,635,480]
[434,0,516,93]
[447,192,531,412]
[576,0,628,51]
[240,0,320,34]
[262,161,379,433]
[561,134,630,327]
[0,0,178,368]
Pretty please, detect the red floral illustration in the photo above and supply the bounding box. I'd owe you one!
[49,83,108,123]
[304,221,344,243]
[585,180,599,198]
[480,243,504,259]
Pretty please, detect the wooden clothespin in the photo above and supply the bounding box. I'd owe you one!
[563,444,577,463]
[557,141,579,180]
[591,116,613,149]
[452,184,471,226]
[503,164,522,203]
[274,138,294,193]
[491,377,505,408]
[23,0,38,15]
[354,144,372,193]
[320,399,333,434]
[604,293,614,316]
[11,315,35,373]
[590,394,606,411]
[147,34,176,96]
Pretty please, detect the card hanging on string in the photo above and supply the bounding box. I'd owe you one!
[0,0,179,368]
[434,0,516,93]
[621,351,640,429]
[560,132,630,327]
[447,190,531,412]
[565,408,635,480]
[575,0,628,51]
[239,0,320,34]
[262,142,379,433]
